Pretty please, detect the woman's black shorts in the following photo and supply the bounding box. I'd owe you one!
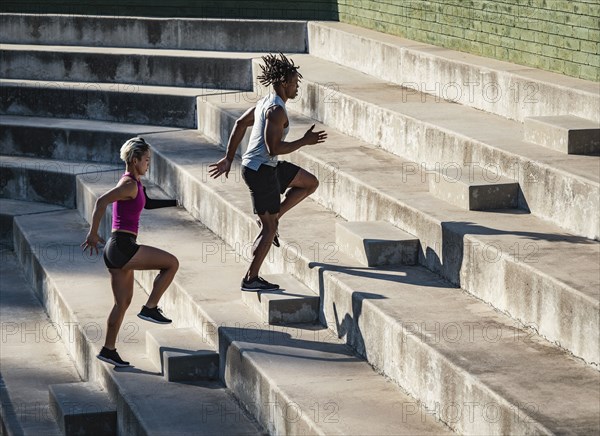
[241,161,300,215]
[103,232,140,269]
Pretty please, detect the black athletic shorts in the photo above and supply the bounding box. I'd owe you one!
[103,231,140,269]
[241,161,301,215]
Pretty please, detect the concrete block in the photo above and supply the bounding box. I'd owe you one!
[0,45,254,90]
[0,79,201,128]
[524,115,600,155]
[336,221,419,266]
[146,328,219,382]
[0,199,64,247]
[428,165,519,210]
[0,116,179,164]
[0,155,118,208]
[48,382,116,436]
[0,14,307,52]
[241,274,319,324]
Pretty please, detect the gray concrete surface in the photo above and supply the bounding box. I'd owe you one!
[524,115,600,155]
[200,98,600,366]
[308,21,600,123]
[335,221,419,266]
[48,382,116,436]
[0,14,307,52]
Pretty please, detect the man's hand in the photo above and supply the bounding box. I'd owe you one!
[303,124,327,145]
[208,157,232,179]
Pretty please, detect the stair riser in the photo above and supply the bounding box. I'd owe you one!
[0,164,76,207]
[0,124,124,164]
[0,84,197,128]
[1,50,253,90]
[0,14,307,52]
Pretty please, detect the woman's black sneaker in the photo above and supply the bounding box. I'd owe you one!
[241,276,280,291]
[97,347,130,367]
[137,305,172,324]
[256,219,280,247]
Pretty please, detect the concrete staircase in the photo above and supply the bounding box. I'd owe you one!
[1,13,599,436]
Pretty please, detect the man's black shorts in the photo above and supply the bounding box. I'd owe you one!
[241,161,301,215]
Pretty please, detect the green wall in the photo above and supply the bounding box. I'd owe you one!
[2,0,598,81]
[337,0,599,81]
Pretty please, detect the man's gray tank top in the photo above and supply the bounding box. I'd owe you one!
[242,93,289,171]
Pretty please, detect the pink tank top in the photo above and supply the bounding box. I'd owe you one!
[111,172,145,234]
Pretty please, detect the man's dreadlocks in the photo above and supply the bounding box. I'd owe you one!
[257,53,303,87]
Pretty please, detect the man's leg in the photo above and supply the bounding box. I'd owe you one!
[246,211,278,280]
[279,168,319,218]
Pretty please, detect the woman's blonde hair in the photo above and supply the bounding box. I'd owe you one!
[120,137,151,164]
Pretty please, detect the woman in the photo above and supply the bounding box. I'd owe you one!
[82,137,179,367]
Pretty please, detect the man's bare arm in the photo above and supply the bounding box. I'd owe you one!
[265,106,327,156]
[209,106,255,178]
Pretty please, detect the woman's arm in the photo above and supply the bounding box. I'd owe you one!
[81,179,137,254]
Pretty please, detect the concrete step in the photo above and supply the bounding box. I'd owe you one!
[428,165,519,210]
[123,128,600,434]
[1,45,258,90]
[0,78,234,128]
[335,221,419,267]
[241,273,320,325]
[0,155,119,207]
[0,247,82,436]
[307,21,600,123]
[0,14,307,52]
[74,167,454,435]
[0,198,64,247]
[0,116,182,164]
[524,115,600,155]
[145,328,219,382]
[199,99,600,367]
[11,210,267,435]
[250,55,600,240]
[48,382,116,436]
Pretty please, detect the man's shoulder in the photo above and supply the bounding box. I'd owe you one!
[265,104,286,121]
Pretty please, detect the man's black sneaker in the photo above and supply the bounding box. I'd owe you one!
[97,347,130,367]
[137,305,172,324]
[256,219,280,247]
[241,276,280,292]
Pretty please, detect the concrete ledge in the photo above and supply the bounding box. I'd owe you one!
[308,21,600,123]
[241,273,320,324]
[49,382,116,436]
[146,328,219,382]
[0,14,307,52]
[335,221,419,267]
[1,45,256,90]
[0,199,64,247]
[524,115,600,155]
[428,165,519,211]
[0,79,218,128]
[0,155,118,207]
[0,116,182,164]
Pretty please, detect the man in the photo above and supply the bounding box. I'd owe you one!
[209,53,327,291]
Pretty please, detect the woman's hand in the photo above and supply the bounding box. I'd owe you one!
[81,231,105,256]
